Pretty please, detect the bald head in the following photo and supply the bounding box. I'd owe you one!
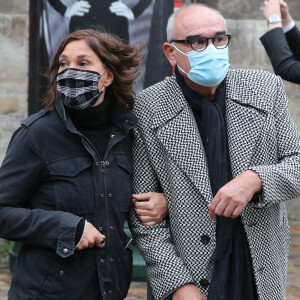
[166,4,226,42]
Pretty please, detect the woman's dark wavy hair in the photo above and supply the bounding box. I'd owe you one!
[44,29,144,110]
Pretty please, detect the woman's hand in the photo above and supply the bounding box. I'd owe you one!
[76,221,106,250]
[132,192,168,226]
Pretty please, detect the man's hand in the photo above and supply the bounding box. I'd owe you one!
[76,221,106,250]
[280,0,293,27]
[208,170,262,220]
[172,284,206,300]
[132,192,168,226]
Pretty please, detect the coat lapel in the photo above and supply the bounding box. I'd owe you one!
[151,76,212,202]
[225,70,270,176]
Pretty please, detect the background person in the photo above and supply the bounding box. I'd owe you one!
[260,0,300,84]
[0,29,165,300]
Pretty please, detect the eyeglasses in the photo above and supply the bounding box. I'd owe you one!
[170,34,231,51]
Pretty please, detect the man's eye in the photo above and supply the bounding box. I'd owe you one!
[193,38,206,45]
[215,36,224,42]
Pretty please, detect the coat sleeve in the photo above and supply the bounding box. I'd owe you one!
[129,127,194,300]
[0,126,82,258]
[249,76,300,207]
[260,27,300,84]
[285,25,300,60]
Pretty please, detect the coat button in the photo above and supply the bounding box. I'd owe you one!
[110,226,114,230]
[60,270,64,275]
[63,248,69,254]
[109,257,114,262]
[200,235,210,245]
[105,161,110,166]
[95,161,99,166]
[108,194,112,197]
[200,279,209,288]
[108,290,112,295]
[98,227,103,231]
[100,194,104,198]
[100,258,105,263]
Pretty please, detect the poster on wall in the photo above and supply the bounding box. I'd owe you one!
[28,0,181,114]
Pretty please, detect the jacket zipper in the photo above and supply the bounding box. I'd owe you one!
[78,133,111,282]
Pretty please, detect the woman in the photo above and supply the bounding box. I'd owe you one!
[0,29,166,300]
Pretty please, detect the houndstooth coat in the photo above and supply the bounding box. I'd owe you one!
[129,69,300,300]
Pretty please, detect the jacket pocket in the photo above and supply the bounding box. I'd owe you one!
[115,153,133,174]
[47,156,92,177]
[47,156,94,215]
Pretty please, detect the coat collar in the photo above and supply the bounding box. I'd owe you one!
[151,70,270,130]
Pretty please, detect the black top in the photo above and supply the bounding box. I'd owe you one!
[66,95,112,159]
[175,68,257,300]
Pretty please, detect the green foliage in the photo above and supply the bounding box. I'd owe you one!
[0,240,14,256]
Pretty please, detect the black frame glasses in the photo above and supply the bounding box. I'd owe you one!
[171,34,232,51]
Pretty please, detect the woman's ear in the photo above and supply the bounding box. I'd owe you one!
[103,69,114,87]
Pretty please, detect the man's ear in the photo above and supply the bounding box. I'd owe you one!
[163,42,177,68]
[103,69,114,87]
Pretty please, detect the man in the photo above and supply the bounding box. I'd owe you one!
[260,0,300,84]
[129,4,300,300]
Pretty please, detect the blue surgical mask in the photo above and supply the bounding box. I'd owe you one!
[172,43,230,87]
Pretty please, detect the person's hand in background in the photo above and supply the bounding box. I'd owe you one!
[280,0,293,27]
[109,1,135,20]
[65,1,91,18]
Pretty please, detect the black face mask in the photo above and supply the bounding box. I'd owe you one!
[56,68,106,110]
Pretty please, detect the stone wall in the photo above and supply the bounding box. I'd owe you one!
[0,0,299,218]
[0,0,29,162]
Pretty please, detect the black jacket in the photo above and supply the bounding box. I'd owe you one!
[0,98,137,300]
[260,25,300,84]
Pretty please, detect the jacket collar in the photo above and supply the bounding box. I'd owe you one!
[225,69,271,114]
[55,96,137,135]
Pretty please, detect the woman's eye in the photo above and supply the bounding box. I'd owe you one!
[59,61,67,67]
[79,61,89,66]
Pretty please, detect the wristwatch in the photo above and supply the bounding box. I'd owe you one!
[267,15,282,24]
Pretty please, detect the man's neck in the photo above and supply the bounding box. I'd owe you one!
[184,76,219,101]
